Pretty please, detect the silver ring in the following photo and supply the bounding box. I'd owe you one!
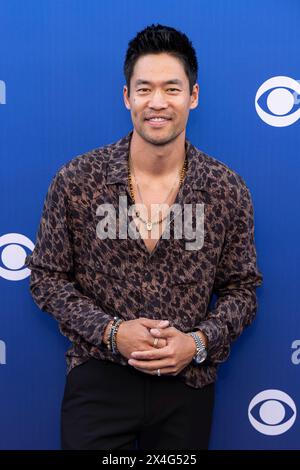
[153,337,159,348]
[157,368,161,376]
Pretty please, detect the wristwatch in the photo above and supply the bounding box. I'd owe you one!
[187,331,207,364]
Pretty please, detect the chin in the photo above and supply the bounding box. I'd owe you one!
[138,126,178,146]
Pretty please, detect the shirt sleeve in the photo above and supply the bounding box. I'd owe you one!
[25,168,114,348]
[194,181,263,364]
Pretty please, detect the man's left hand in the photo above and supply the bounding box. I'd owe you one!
[127,326,197,376]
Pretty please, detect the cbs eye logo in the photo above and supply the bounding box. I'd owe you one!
[0,233,34,281]
[248,389,297,435]
[255,76,300,127]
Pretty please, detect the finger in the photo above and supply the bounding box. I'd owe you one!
[148,335,167,346]
[133,366,175,376]
[149,337,167,349]
[157,322,170,329]
[140,318,170,328]
[130,346,170,360]
[147,329,168,348]
[128,358,172,370]
[148,336,160,348]
[149,326,175,338]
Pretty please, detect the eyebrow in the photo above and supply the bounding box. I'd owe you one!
[134,79,183,87]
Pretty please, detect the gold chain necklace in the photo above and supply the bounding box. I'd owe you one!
[127,152,187,232]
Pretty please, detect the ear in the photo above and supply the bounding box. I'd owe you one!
[189,83,199,110]
[123,85,131,110]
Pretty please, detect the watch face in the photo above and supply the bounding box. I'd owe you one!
[195,349,207,364]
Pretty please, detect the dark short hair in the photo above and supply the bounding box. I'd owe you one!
[124,23,198,96]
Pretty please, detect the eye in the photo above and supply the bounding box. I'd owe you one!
[137,88,180,93]
[248,389,297,435]
[0,233,34,281]
[255,76,300,127]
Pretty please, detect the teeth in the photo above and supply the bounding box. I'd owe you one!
[149,118,167,121]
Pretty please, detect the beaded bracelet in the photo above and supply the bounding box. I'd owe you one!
[107,316,119,351]
[107,316,123,354]
[110,319,123,354]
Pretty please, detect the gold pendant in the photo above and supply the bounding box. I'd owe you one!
[146,221,152,231]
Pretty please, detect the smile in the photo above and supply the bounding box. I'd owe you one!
[145,118,170,127]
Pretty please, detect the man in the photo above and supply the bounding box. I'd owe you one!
[25,24,263,450]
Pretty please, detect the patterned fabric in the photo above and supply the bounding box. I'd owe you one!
[25,129,263,389]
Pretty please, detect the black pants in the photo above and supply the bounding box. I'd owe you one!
[61,358,215,450]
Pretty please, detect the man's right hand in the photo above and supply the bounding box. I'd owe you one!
[103,317,170,360]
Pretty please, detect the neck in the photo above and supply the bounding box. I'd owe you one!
[129,128,186,179]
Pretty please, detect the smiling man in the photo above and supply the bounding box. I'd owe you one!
[26,24,263,450]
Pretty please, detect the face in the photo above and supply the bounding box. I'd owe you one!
[123,53,199,146]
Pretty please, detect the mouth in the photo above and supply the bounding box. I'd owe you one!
[145,117,171,128]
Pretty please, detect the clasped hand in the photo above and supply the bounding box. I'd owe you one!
[127,322,196,376]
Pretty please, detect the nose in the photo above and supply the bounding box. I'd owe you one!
[148,89,168,109]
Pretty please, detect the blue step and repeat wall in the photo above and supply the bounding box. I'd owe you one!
[1,0,299,450]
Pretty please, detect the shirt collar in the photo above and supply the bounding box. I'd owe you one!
[105,129,209,196]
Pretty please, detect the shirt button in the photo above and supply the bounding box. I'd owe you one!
[144,271,152,282]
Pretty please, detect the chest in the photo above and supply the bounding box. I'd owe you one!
[129,183,181,255]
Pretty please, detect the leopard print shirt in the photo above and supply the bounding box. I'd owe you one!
[25,129,263,389]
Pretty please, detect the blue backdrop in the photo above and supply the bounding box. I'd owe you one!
[1,0,299,450]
